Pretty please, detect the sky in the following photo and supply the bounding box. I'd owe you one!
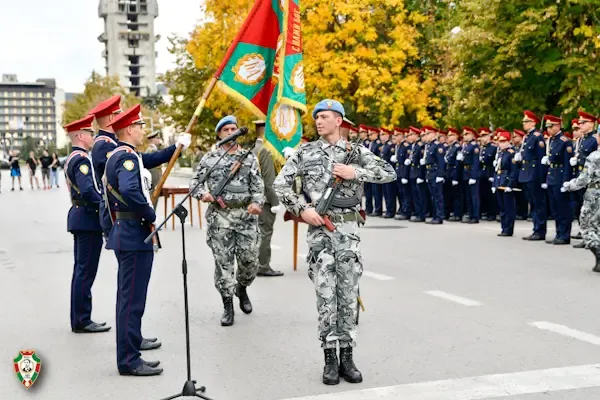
[0,0,203,93]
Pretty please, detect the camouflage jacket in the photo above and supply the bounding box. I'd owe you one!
[566,150,600,191]
[189,147,265,207]
[273,137,396,217]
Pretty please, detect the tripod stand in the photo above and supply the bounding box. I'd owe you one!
[145,161,233,399]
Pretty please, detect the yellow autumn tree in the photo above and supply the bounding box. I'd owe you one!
[180,0,436,136]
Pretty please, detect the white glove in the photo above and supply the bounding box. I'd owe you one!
[468,179,476,185]
[404,159,411,166]
[541,156,549,165]
[452,180,459,186]
[456,152,464,161]
[560,186,567,193]
[416,178,424,184]
[488,177,494,183]
[401,178,408,185]
[391,155,397,163]
[570,157,577,166]
[176,133,192,150]
[504,187,512,192]
[491,187,496,194]
[562,181,571,192]
[283,147,296,159]
[492,160,498,168]
[270,205,283,214]
[514,153,522,162]
[541,183,548,189]
[420,158,426,165]
[436,177,444,183]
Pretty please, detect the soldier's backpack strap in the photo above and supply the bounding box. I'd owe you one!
[104,146,135,206]
[64,150,89,195]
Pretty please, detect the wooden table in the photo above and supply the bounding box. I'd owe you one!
[159,187,203,230]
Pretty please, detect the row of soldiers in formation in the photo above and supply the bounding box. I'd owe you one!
[337,110,599,249]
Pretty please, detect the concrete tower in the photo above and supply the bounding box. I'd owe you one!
[98,0,160,97]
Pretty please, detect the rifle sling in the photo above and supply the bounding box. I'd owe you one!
[106,183,129,206]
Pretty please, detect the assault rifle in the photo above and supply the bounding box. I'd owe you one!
[210,142,258,208]
[314,137,364,231]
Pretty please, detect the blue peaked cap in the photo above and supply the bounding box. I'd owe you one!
[312,99,345,120]
[215,115,238,133]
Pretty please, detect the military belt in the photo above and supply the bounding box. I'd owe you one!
[328,212,360,223]
[115,212,138,220]
[72,199,92,207]
[220,200,251,209]
[589,183,600,189]
[550,163,564,168]
[464,165,471,170]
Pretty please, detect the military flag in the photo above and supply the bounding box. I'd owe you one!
[214,0,307,168]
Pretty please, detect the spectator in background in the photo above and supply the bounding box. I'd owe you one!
[145,130,163,209]
[40,149,52,189]
[26,151,41,190]
[8,150,23,191]
[50,152,60,188]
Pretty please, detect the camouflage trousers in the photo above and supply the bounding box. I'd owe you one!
[307,219,363,350]
[580,188,600,250]
[206,206,260,297]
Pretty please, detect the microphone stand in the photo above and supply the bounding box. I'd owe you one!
[144,142,238,400]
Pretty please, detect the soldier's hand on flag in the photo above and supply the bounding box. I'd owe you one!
[332,164,356,180]
[201,193,215,203]
[301,208,325,226]
[176,133,192,149]
[247,203,262,215]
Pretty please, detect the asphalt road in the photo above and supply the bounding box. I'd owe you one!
[2,169,600,400]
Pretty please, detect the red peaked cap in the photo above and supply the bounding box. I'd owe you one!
[578,111,598,123]
[408,126,421,135]
[564,131,573,139]
[513,129,525,137]
[341,118,355,129]
[358,124,368,131]
[571,118,580,127]
[89,95,122,118]
[349,126,359,133]
[106,104,144,131]
[64,115,95,133]
[479,127,492,134]
[523,110,540,123]
[496,130,511,141]
[544,114,562,125]
[379,127,391,134]
[462,126,477,136]
[367,126,379,135]
[447,127,460,136]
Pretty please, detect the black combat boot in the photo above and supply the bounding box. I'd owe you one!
[322,349,339,385]
[593,249,600,273]
[221,296,234,326]
[235,283,253,314]
[339,347,363,383]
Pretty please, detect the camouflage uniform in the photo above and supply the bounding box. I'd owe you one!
[190,147,265,297]
[273,137,396,349]
[564,150,600,251]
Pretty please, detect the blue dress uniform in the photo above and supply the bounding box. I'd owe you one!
[409,138,426,222]
[362,134,373,214]
[445,138,463,221]
[103,104,184,376]
[425,140,446,223]
[479,139,498,220]
[461,136,481,223]
[381,135,397,217]
[517,125,547,240]
[63,115,111,334]
[572,130,598,224]
[493,133,519,236]
[545,128,573,244]
[89,95,122,236]
[396,138,412,219]
[370,137,384,216]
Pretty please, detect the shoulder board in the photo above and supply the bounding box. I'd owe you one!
[534,131,541,137]
[94,135,118,146]
[560,136,568,142]
[403,142,409,147]
[508,149,514,153]
[434,141,439,145]
[65,150,89,171]
[108,146,136,159]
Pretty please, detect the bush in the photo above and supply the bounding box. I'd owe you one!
[178,156,191,168]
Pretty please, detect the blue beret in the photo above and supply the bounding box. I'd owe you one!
[215,115,238,133]
[312,99,345,120]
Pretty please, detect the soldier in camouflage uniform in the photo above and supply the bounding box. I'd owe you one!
[273,99,396,385]
[190,115,265,326]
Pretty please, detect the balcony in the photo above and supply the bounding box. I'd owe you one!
[97,32,108,43]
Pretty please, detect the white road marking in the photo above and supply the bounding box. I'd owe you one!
[529,321,600,345]
[362,271,395,281]
[424,290,483,306]
[278,364,600,400]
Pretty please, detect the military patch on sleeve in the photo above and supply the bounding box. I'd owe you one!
[79,164,89,175]
[508,149,514,153]
[512,159,516,164]
[438,148,444,153]
[539,141,545,147]
[123,160,135,171]
[567,146,573,153]
[475,148,479,154]
[106,152,112,158]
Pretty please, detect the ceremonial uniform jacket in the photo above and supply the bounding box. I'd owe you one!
[461,141,481,181]
[546,132,573,186]
[424,141,446,181]
[445,142,462,182]
[574,133,598,178]
[396,141,411,180]
[479,143,497,180]
[65,147,103,233]
[493,147,519,189]
[91,130,118,187]
[518,129,545,183]
[104,142,177,251]
[409,141,425,180]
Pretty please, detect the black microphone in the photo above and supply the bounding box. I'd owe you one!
[216,127,249,147]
